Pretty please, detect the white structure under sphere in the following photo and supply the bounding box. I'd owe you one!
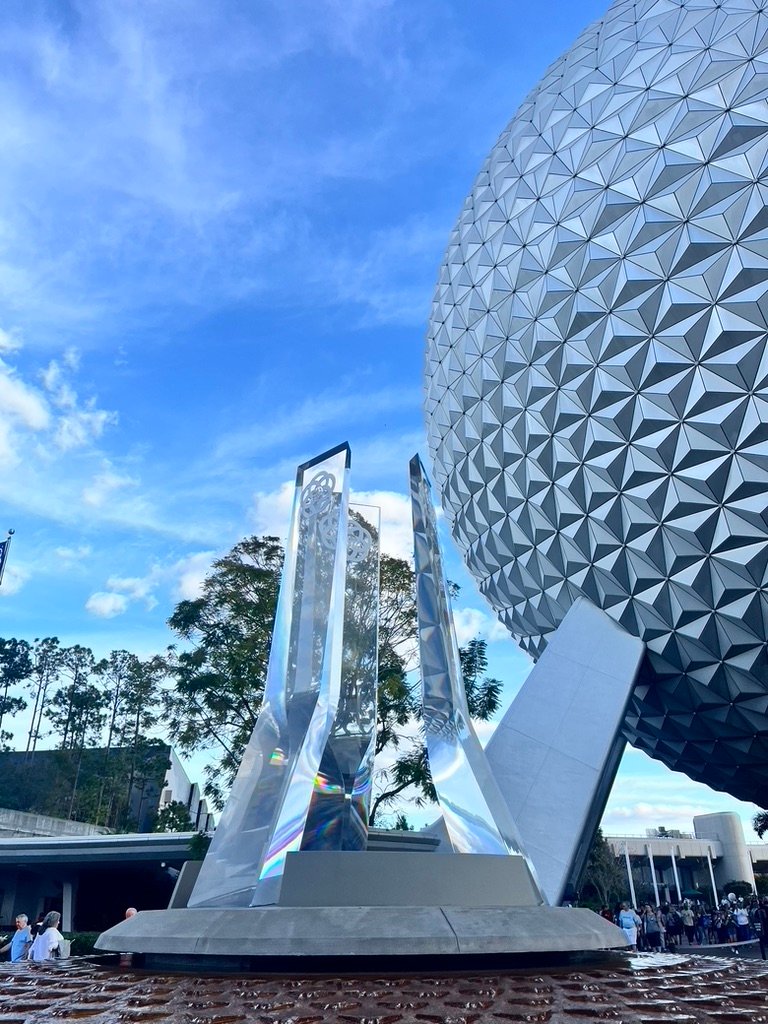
[425,0,768,807]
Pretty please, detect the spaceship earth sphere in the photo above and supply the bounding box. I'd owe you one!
[425,0,768,806]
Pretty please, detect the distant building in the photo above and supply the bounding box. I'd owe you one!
[606,813,767,906]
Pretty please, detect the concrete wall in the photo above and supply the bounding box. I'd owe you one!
[0,808,110,838]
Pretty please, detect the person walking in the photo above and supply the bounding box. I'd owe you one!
[680,902,696,945]
[641,905,664,951]
[28,912,63,962]
[617,903,642,951]
[0,915,32,962]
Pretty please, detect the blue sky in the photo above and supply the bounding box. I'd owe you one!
[0,0,761,843]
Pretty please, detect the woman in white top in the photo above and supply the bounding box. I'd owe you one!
[28,912,63,961]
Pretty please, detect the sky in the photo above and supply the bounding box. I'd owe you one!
[0,0,762,844]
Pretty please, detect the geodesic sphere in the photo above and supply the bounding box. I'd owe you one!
[425,0,768,806]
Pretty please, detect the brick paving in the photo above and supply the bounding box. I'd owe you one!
[0,952,764,1023]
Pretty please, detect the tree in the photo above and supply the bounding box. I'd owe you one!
[754,811,768,838]
[93,652,166,828]
[163,536,283,808]
[578,828,627,908]
[0,638,30,748]
[45,644,107,819]
[25,637,62,755]
[153,800,194,833]
[47,645,103,751]
[722,879,754,899]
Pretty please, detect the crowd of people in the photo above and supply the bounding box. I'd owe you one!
[605,895,768,956]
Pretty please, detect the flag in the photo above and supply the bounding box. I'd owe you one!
[0,531,12,587]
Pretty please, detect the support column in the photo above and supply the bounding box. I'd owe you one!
[62,878,77,932]
[623,843,637,908]
[670,847,682,903]
[647,846,660,907]
[706,847,719,906]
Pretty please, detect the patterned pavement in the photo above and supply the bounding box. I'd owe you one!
[0,952,765,1023]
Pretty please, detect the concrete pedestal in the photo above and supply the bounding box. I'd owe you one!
[96,851,628,968]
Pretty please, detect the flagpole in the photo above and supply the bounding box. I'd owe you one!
[0,530,14,588]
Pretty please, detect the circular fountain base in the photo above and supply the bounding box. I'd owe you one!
[95,904,628,972]
[95,853,627,970]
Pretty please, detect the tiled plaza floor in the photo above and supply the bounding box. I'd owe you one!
[0,952,764,1023]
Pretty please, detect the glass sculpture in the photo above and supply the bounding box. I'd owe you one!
[410,454,532,860]
[189,443,351,907]
[301,504,380,852]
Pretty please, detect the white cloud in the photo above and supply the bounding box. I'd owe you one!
[106,574,158,610]
[251,481,294,541]
[452,606,508,647]
[0,354,50,449]
[82,466,137,507]
[602,749,762,841]
[216,384,420,465]
[351,489,412,560]
[86,549,218,621]
[172,551,216,600]
[0,328,19,353]
[0,561,27,597]
[0,340,115,470]
[85,591,129,618]
[55,545,92,562]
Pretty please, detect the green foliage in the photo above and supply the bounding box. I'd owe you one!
[375,555,420,756]
[579,828,627,907]
[460,639,503,720]
[754,811,768,838]
[722,879,754,899]
[755,875,768,897]
[163,536,283,809]
[64,932,100,957]
[152,800,194,832]
[0,638,30,748]
[0,743,171,830]
[188,831,212,859]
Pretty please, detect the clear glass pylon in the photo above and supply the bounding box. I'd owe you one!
[301,503,381,851]
[410,453,534,860]
[188,443,351,907]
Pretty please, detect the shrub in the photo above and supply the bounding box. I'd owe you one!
[64,932,100,957]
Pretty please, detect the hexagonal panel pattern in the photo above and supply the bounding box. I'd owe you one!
[425,0,768,807]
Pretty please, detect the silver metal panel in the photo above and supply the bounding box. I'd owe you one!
[410,455,538,873]
[189,444,351,908]
[425,0,768,806]
[484,599,644,905]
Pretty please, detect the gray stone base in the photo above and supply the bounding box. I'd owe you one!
[96,904,628,961]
